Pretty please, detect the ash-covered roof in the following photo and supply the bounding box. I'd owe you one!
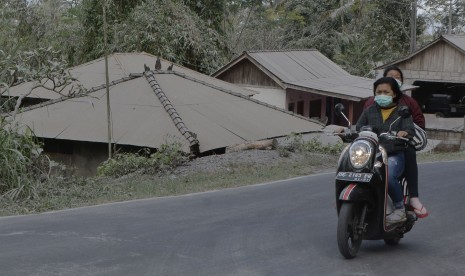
[12,53,324,154]
[213,49,374,101]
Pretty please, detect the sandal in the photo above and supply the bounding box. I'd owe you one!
[411,205,429,218]
[408,197,429,218]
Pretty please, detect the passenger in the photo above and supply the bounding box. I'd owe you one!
[363,66,428,218]
[356,77,415,224]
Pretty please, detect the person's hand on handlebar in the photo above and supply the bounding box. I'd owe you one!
[333,127,346,134]
[397,130,409,138]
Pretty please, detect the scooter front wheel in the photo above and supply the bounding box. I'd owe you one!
[337,202,363,259]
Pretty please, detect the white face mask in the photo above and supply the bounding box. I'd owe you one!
[395,78,402,88]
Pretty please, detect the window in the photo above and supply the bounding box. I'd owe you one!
[309,99,322,118]
[297,101,304,115]
[288,102,295,112]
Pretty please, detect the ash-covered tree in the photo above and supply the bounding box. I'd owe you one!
[75,0,230,73]
[0,48,85,200]
[77,0,143,63]
[111,0,229,74]
[181,0,226,34]
[422,0,465,35]
[276,0,341,59]
[0,1,85,199]
[275,0,426,76]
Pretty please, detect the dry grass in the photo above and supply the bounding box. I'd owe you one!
[1,150,464,217]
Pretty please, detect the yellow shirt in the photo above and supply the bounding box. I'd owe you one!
[381,106,396,122]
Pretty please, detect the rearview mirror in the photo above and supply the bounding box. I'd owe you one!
[335,103,345,117]
[397,106,411,119]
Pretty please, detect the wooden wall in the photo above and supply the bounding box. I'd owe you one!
[400,40,465,83]
[216,59,280,88]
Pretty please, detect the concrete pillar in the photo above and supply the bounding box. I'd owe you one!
[461,116,465,151]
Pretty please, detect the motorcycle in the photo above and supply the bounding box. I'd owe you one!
[333,103,417,259]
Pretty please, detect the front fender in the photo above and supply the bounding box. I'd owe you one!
[338,183,374,203]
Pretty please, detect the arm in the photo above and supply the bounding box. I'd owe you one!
[401,96,425,129]
[398,116,415,138]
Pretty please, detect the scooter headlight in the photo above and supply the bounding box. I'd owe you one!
[349,140,373,169]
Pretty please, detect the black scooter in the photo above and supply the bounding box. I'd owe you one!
[334,103,417,259]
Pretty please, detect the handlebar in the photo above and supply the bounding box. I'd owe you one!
[330,128,411,143]
[379,132,410,142]
[329,128,359,142]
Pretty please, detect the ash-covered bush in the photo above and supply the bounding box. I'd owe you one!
[0,123,48,200]
[277,132,344,157]
[97,142,189,177]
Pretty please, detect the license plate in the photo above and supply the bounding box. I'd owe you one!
[336,172,373,182]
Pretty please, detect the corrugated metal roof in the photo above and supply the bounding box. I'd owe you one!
[213,49,374,101]
[13,59,324,153]
[248,50,350,81]
[14,77,183,148]
[6,52,256,100]
[441,35,465,54]
[286,75,374,100]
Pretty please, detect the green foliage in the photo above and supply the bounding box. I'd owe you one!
[181,0,226,34]
[111,0,229,73]
[278,0,341,59]
[0,47,79,201]
[356,1,412,62]
[97,142,189,177]
[423,0,465,35]
[226,0,428,76]
[77,0,143,63]
[225,3,288,56]
[277,132,344,157]
[332,34,377,78]
[0,47,86,116]
[0,122,46,200]
[75,0,229,73]
[1,47,71,87]
[0,0,457,77]
[0,0,82,66]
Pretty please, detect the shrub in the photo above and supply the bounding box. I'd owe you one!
[0,123,47,200]
[0,48,82,200]
[97,142,188,177]
[277,132,344,157]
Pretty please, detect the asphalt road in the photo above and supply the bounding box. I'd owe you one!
[1,161,464,276]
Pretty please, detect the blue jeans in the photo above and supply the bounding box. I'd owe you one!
[388,151,405,208]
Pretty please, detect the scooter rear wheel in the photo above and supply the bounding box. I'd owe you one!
[337,202,363,259]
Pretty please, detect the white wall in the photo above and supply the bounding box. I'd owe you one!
[245,87,286,109]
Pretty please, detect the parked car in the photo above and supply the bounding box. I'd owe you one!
[423,94,465,117]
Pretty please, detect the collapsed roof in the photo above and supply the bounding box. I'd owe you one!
[11,53,324,154]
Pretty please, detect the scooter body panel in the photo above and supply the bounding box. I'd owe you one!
[335,136,415,241]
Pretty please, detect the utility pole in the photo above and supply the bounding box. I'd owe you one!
[103,0,112,159]
[448,0,453,34]
[410,0,417,53]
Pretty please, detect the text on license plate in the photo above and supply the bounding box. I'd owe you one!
[336,172,373,182]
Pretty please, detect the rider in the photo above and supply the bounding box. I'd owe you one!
[356,77,415,224]
[364,66,428,218]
